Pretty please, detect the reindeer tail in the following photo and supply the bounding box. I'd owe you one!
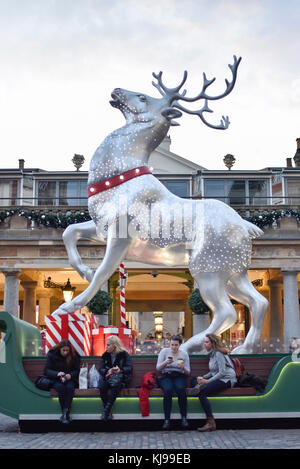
[244,220,264,238]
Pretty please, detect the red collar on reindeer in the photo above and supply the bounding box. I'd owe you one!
[87,166,152,198]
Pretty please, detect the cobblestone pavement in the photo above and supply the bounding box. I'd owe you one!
[0,414,299,450]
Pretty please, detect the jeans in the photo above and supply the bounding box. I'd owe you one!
[159,374,187,420]
[198,379,231,417]
[53,380,75,411]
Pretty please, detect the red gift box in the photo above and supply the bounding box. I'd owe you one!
[45,312,96,356]
[92,326,137,356]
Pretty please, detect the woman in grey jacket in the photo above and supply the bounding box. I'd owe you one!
[196,334,237,432]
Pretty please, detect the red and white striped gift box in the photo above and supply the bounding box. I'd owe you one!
[45,312,96,356]
[92,325,137,355]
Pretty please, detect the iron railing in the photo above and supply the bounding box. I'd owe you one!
[0,195,300,207]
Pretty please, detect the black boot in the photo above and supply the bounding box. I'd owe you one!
[60,408,70,424]
[181,416,189,429]
[66,409,72,422]
[162,419,171,430]
[101,402,113,421]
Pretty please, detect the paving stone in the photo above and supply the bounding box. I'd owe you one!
[0,414,300,449]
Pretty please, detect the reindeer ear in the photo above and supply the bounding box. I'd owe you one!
[161,107,182,126]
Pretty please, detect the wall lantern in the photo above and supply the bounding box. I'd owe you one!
[44,277,76,303]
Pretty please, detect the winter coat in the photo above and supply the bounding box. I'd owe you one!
[204,350,237,387]
[44,349,81,385]
[99,351,132,385]
[139,372,156,417]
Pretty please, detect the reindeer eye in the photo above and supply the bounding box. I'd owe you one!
[138,95,146,102]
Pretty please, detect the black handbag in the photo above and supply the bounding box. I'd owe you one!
[106,372,124,387]
[35,375,54,391]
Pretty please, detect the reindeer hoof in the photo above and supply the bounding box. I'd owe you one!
[231,345,251,354]
[51,308,66,318]
[51,302,77,317]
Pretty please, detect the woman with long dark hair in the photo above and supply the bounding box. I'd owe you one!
[196,334,237,432]
[44,340,80,424]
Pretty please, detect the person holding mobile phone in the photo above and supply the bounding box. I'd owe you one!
[156,335,190,430]
[44,340,80,424]
[98,335,132,421]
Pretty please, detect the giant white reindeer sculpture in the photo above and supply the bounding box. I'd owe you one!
[53,56,268,354]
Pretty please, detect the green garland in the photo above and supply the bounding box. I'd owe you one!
[87,290,113,314]
[188,288,210,315]
[244,209,300,229]
[0,209,91,228]
[0,208,300,230]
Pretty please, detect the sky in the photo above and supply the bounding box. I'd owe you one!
[0,0,299,172]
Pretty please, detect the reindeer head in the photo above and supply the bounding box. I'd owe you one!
[110,55,241,130]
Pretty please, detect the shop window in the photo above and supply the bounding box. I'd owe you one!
[204,180,225,201]
[249,180,268,205]
[59,181,87,206]
[22,176,34,206]
[37,181,56,206]
[227,180,246,205]
[204,179,246,205]
[160,180,189,198]
[204,178,270,206]
[37,180,88,206]
[0,180,19,206]
[271,172,283,205]
[286,179,300,205]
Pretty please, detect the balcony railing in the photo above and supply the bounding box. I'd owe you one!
[0,196,300,207]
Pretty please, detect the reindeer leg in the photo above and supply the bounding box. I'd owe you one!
[227,271,268,354]
[180,271,237,353]
[52,232,132,316]
[62,220,98,282]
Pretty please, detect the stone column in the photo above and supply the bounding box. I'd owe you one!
[21,281,37,325]
[2,268,20,317]
[268,278,283,341]
[38,291,53,326]
[282,270,300,348]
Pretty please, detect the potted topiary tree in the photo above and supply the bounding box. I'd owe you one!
[188,288,211,335]
[87,290,113,326]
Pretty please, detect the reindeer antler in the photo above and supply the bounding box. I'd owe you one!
[173,55,241,130]
[152,56,241,130]
[152,70,188,100]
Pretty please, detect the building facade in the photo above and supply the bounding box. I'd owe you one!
[0,137,299,352]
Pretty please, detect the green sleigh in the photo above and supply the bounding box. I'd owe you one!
[1,311,300,430]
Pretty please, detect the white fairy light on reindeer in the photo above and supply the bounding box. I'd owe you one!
[52,56,268,354]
